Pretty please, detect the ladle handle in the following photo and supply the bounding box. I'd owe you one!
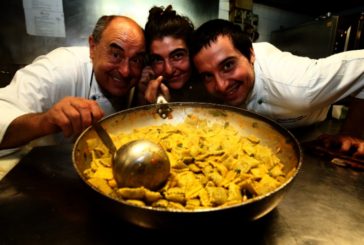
[93,122,117,154]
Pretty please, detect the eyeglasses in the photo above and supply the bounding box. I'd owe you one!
[107,44,146,70]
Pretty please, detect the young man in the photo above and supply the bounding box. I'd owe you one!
[191,19,364,157]
[0,15,145,150]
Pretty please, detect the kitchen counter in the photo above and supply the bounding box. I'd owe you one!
[0,120,363,244]
[0,147,31,180]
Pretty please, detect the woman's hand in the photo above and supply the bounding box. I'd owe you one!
[145,76,170,103]
[137,66,155,105]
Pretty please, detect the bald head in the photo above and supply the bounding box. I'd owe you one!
[91,15,144,45]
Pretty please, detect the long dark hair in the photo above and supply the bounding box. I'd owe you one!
[144,5,194,53]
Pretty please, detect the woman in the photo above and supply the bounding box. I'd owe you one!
[135,5,214,105]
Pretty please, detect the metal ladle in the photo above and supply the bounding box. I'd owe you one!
[93,122,170,191]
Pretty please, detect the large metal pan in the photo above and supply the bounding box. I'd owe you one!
[72,102,302,229]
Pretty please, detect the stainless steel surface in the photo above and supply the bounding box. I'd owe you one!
[113,140,170,190]
[0,119,363,244]
[156,94,172,119]
[72,102,302,229]
[271,12,364,58]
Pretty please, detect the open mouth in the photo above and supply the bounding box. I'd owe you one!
[112,76,121,82]
[111,75,127,87]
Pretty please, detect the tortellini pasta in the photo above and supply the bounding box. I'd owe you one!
[84,115,290,210]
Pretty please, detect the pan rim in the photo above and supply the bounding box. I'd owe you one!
[72,102,303,214]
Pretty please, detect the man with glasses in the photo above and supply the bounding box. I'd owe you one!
[0,15,145,150]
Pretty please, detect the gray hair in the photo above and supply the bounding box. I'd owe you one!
[91,15,118,43]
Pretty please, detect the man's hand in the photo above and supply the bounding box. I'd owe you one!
[43,96,104,137]
[0,96,104,150]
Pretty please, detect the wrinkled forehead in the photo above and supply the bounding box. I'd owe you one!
[101,17,145,53]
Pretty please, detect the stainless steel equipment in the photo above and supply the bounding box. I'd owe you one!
[72,102,302,229]
[271,12,364,58]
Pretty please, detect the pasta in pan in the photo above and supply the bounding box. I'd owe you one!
[84,115,292,210]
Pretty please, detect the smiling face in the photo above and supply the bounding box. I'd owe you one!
[149,36,191,90]
[193,35,255,106]
[89,17,145,97]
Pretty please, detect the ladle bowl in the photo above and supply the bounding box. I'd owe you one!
[113,139,170,190]
[93,122,170,190]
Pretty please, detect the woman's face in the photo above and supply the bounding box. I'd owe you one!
[193,35,255,106]
[149,37,191,90]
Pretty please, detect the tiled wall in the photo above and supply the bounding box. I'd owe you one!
[218,1,312,42]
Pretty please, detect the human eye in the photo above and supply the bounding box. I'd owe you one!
[108,46,122,63]
[170,50,188,62]
[200,72,214,84]
[150,55,164,65]
[130,54,145,68]
[221,59,236,72]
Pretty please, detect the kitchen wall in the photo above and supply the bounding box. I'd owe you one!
[0,0,317,87]
[0,0,218,87]
[0,0,218,65]
[0,0,314,65]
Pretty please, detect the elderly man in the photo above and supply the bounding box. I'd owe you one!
[0,15,145,150]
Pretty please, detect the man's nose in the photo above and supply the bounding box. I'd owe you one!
[215,75,229,92]
[118,60,130,77]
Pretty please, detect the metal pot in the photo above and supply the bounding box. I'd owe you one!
[72,102,302,229]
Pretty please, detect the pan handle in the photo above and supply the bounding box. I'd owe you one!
[156,94,172,119]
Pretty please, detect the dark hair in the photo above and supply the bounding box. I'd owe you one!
[91,15,118,43]
[190,19,253,59]
[144,5,194,53]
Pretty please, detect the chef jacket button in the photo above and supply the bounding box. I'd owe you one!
[91,95,97,100]
[258,99,263,104]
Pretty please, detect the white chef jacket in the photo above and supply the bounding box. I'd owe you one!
[243,42,364,128]
[0,46,133,147]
